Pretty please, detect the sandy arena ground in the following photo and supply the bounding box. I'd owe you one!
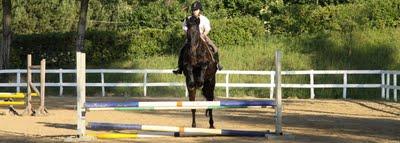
[0,96,399,143]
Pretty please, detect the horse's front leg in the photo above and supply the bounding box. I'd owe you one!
[188,89,197,128]
[186,66,195,89]
[197,65,207,87]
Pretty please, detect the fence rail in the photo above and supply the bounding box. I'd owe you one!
[0,69,398,101]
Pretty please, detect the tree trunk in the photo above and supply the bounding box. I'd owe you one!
[1,0,11,69]
[76,0,89,52]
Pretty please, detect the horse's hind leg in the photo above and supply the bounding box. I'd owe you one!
[203,77,216,129]
[188,89,197,128]
[205,106,214,129]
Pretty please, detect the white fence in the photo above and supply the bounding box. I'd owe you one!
[0,69,399,101]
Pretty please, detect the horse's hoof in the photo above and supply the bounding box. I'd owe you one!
[209,126,215,129]
[192,124,196,128]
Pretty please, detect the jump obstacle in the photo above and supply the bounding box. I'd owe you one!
[0,54,48,116]
[75,51,284,140]
[0,93,38,106]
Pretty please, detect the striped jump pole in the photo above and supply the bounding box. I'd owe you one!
[88,122,271,137]
[87,106,269,111]
[85,100,275,111]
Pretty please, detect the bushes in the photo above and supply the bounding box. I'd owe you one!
[211,16,265,46]
[11,32,76,68]
[9,16,265,68]
[4,0,400,36]
[262,0,400,34]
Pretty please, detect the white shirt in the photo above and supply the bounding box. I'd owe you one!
[182,15,211,35]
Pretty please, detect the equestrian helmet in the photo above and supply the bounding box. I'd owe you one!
[191,1,202,11]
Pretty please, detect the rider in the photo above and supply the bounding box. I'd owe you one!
[173,1,223,74]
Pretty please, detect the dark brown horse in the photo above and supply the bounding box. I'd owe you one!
[182,16,217,128]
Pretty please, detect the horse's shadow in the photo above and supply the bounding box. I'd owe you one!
[38,122,76,130]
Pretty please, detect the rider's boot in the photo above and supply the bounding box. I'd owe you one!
[214,52,223,70]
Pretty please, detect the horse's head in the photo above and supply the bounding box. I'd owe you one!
[186,16,201,55]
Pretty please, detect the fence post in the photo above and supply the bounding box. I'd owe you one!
[59,69,63,96]
[16,70,21,92]
[225,73,230,98]
[381,72,385,99]
[274,51,283,135]
[101,70,105,97]
[343,72,347,99]
[394,74,397,102]
[386,73,390,100]
[270,72,274,99]
[310,70,315,99]
[144,72,147,97]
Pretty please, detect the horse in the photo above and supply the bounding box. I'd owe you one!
[182,16,218,128]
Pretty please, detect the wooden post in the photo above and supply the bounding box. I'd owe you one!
[24,54,33,115]
[274,51,283,135]
[37,58,47,115]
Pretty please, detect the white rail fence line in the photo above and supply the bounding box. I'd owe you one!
[0,69,399,101]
